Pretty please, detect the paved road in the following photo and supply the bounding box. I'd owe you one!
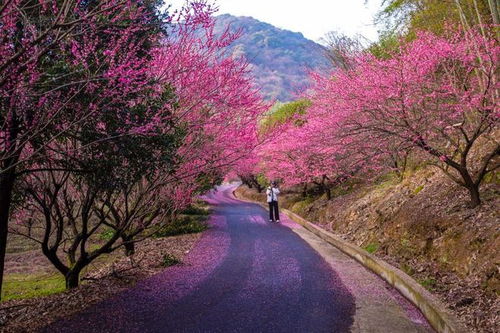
[44,184,431,333]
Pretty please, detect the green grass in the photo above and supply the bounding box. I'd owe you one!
[419,277,437,291]
[180,205,210,216]
[161,254,180,267]
[400,237,411,247]
[400,263,415,276]
[99,228,115,241]
[363,243,379,254]
[1,273,65,302]
[330,184,356,197]
[6,234,39,254]
[374,172,400,187]
[290,197,316,213]
[413,185,425,195]
[483,171,499,184]
[154,202,211,238]
[154,215,209,238]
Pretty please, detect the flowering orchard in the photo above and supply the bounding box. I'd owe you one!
[0,1,265,293]
[259,30,498,206]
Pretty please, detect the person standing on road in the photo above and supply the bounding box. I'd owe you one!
[266,181,280,222]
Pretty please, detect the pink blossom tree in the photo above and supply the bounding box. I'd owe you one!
[8,1,266,290]
[304,30,499,207]
[0,0,169,297]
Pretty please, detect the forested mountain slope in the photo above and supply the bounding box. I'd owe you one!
[214,14,330,101]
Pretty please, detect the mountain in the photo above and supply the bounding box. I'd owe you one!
[214,14,330,102]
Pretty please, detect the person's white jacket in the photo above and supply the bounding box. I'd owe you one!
[266,187,280,203]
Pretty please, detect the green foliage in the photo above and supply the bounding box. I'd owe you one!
[260,99,311,133]
[154,215,208,238]
[363,243,380,254]
[78,87,185,192]
[1,273,65,302]
[368,33,400,59]
[256,174,269,188]
[377,0,496,37]
[161,254,180,267]
[372,0,498,60]
[193,171,225,194]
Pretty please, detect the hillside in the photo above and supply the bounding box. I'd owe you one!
[237,167,499,333]
[214,14,330,101]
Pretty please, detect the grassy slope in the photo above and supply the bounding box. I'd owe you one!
[1,201,211,302]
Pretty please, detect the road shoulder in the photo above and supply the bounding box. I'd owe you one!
[292,227,433,333]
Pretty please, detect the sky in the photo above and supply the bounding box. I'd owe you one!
[164,0,384,43]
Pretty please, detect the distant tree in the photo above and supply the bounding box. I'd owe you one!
[260,99,310,134]
[377,0,498,36]
[320,32,369,70]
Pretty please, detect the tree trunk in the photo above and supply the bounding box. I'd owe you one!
[123,240,135,256]
[121,233,135,256]
[326,187,332,200]
[467,185,481,208]
[302,184,307,198]
[488,0,499,24]
[0,106,20,300]
[65,270,81,289]
[457,167,482,208]
[0,168,16,300]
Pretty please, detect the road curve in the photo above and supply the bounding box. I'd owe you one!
[43,184,429,333]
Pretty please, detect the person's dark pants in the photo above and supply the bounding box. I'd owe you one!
[269,201,280,221]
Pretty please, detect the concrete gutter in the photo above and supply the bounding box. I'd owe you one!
[233,188,466,333]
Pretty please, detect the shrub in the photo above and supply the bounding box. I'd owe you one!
[161,254,180,267]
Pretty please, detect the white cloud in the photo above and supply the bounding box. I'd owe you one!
[163,0,382,43]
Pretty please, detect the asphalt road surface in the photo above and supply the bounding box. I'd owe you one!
[43,184,428,333]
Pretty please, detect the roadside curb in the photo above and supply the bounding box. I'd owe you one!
[232,188,466,333]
